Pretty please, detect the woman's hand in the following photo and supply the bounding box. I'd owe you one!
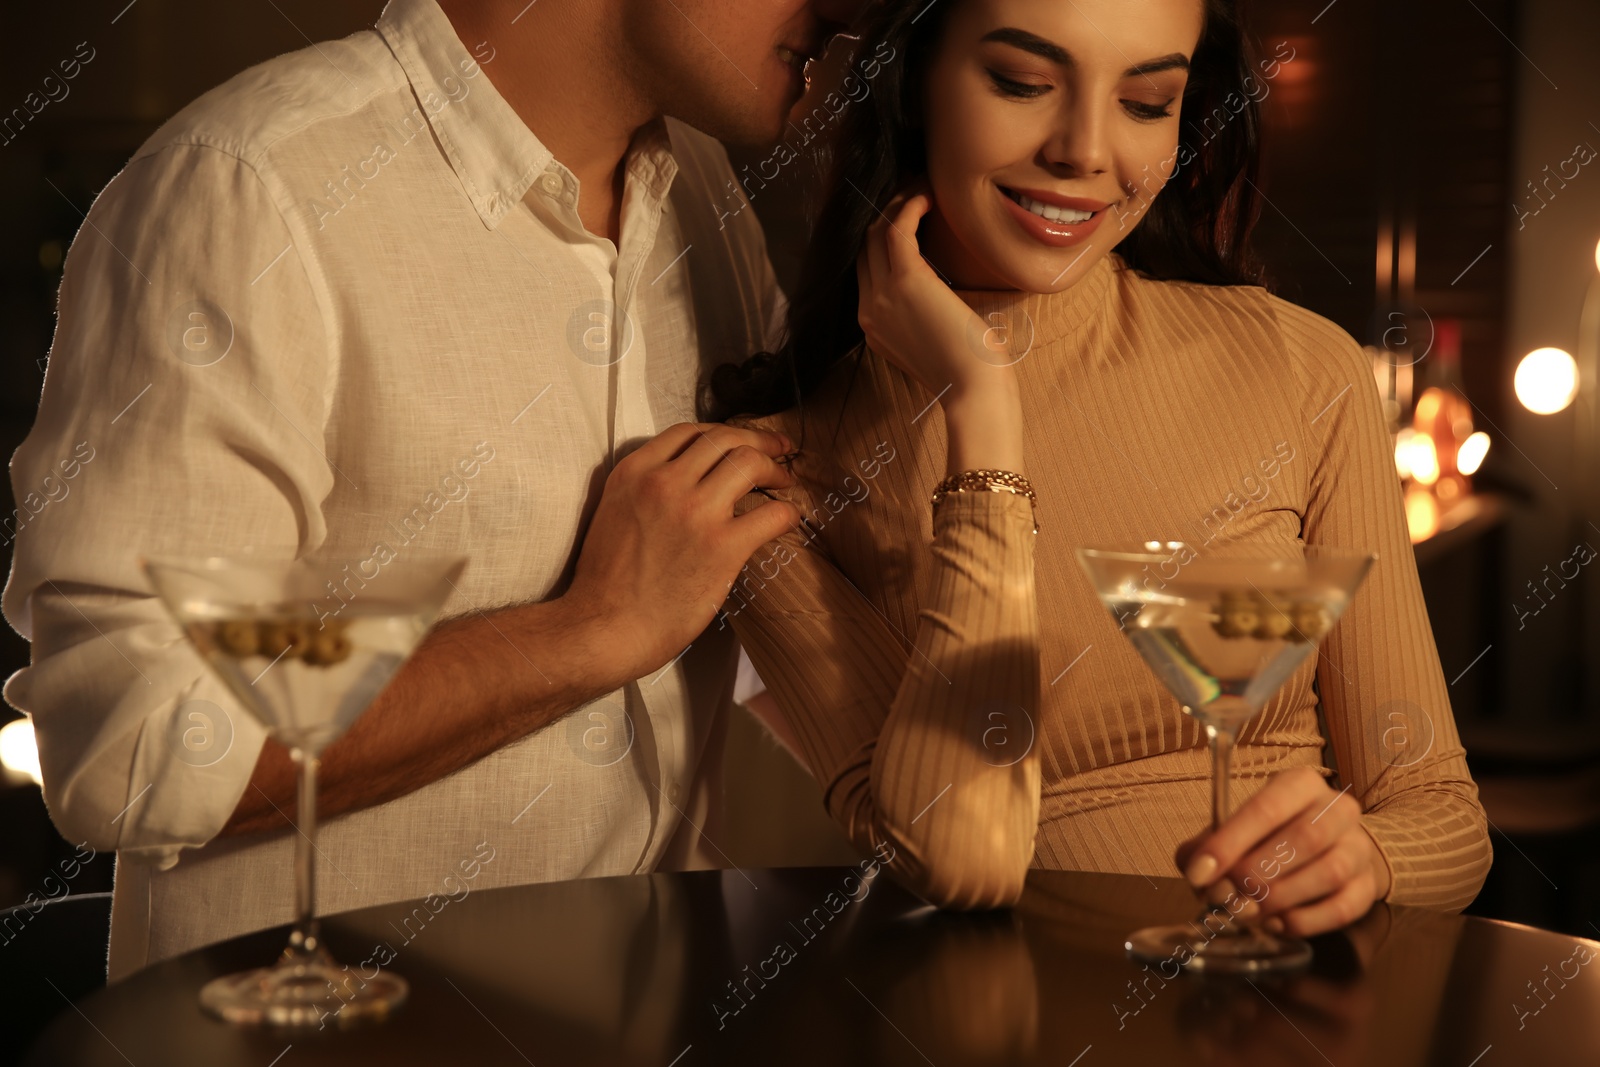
[1174,766,1393,937]
[856,181,1025,474]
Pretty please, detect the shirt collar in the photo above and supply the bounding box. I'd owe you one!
[376,0,679,229]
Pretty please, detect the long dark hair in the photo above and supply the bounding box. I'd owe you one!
[707,0,1267,426]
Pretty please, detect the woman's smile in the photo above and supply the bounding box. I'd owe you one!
[995,184,1111,248]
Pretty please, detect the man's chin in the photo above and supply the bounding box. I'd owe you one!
[719,109,798,151]
[668,90,802,150]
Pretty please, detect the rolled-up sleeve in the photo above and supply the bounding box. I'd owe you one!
[2,142,332,866]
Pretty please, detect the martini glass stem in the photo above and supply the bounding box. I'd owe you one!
[1201,720,1253,941]
[288,747,321,960]
[1207,722,1237,832]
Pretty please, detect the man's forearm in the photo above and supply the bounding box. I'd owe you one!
[222,594,629,836]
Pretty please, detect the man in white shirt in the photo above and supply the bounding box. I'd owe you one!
[2,0,863,979]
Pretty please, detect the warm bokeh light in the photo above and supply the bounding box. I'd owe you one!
[1394,427,1415,478]
[1414,391,1441,427]
[1458,431,1491,476]
[0,718,42,787]
[1408,432,1441,486]
[1594,236,1600,274]
[1405,485,1440,542]
[1514,347,1579,414]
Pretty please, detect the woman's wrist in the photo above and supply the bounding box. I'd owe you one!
[1359,819,1395,900]
[942,379,1025,476]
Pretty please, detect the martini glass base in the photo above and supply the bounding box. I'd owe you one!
[1127,921,1313,975]
[199,946,408,1029]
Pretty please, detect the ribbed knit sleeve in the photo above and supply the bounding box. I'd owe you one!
[729,376,1043,909]
[1279,298,1494,909]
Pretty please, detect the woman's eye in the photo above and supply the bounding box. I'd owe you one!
[987,70,1051,99]
[1123,98,1177,121]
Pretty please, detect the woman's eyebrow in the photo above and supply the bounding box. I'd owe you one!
[979,27,1191,78]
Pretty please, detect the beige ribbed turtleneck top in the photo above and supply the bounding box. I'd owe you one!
[728,251,1492,911]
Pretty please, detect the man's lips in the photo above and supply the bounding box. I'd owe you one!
[776,42,822,70]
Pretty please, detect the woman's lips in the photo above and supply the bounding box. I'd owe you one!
[997,184,1107,249]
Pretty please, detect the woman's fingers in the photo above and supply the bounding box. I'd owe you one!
[866,211,892,286]
[1250,830,1369,917]
[1269,869,1379,938]
[1229,785,1360,889]
[1169,766,1385,938]
[884,192,933,274]
[1183,767,1329,888]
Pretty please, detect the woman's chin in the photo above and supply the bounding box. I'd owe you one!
[968,243,1109,295]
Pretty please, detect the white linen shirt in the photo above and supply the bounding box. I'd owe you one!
[1,0,782,981]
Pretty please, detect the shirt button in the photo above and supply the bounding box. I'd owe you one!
[540,172,563,195]
[668,784,682,802]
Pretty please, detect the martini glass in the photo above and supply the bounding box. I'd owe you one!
[1076,542,1373,974]
[141,550,467,1027]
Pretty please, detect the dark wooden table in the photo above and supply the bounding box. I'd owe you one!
[24,867,1600,1065]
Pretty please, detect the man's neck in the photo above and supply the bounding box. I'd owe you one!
[438,0,655,244]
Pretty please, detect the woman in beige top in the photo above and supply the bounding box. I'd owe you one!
[710,0,1492,933]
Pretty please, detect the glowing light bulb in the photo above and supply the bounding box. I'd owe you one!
[1515,348,1578,414]
[0,718,42,787]
[1457,431,1491,476]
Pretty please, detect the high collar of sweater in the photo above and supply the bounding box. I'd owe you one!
[951,250,1121,354]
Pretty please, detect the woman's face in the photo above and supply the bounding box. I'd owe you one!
[919,0,1206,291]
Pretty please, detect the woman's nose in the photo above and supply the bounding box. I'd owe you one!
[1043,102,1112,177]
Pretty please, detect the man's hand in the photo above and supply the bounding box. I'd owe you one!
[227,421,798,836]
[567,422,801,683]
[1175,767,1393,937]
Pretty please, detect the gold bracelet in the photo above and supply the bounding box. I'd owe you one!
[931,469,1039,533]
